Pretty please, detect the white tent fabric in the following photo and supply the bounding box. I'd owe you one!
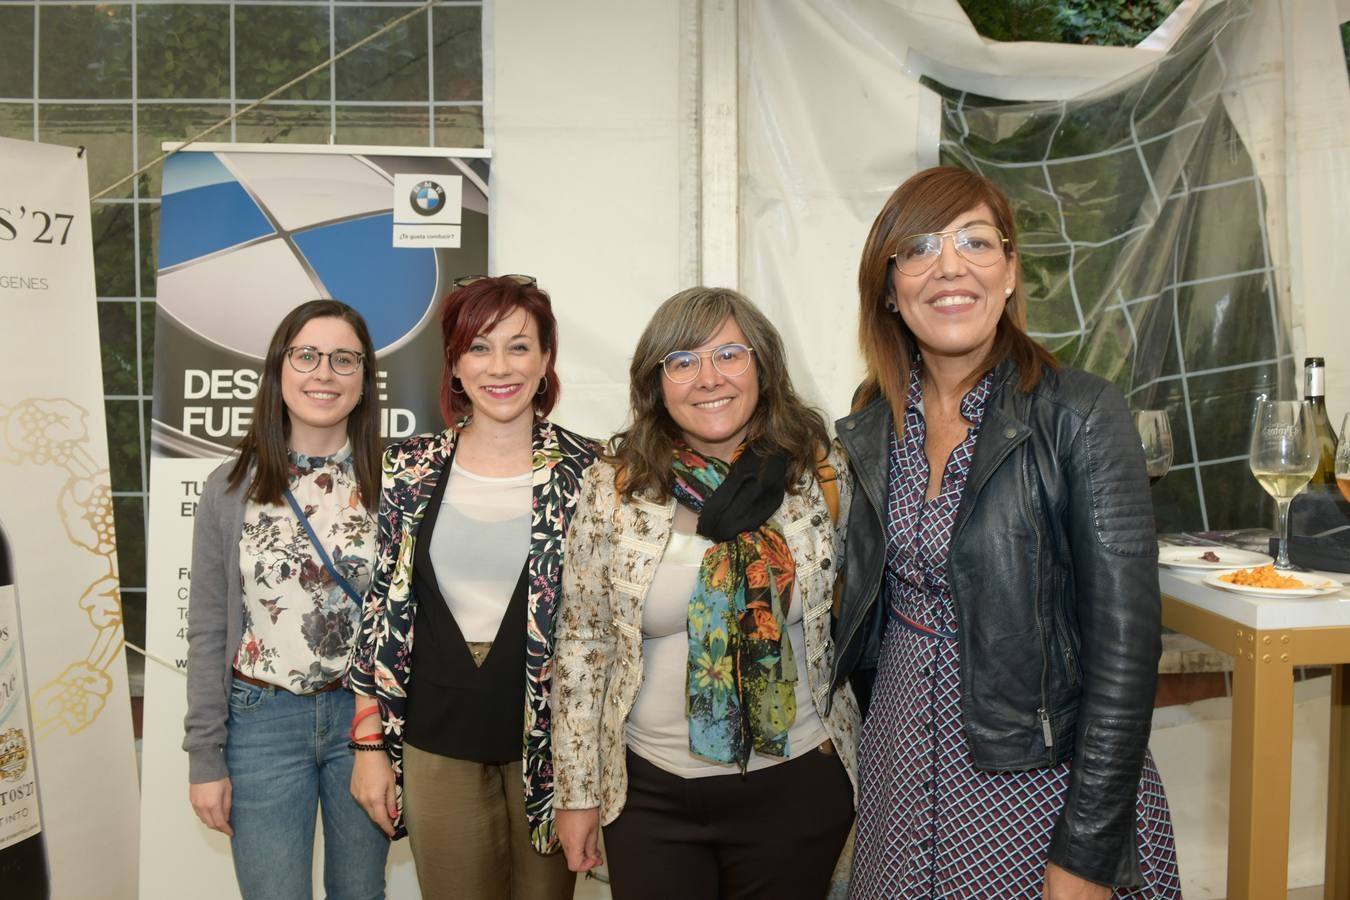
[491,0,688,441]
[740,0,1349,527]
[493,0,1348,470]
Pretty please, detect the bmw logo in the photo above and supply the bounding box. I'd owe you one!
[410,180,446,216]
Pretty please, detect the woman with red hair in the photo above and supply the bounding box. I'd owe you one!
[347,275,597,900]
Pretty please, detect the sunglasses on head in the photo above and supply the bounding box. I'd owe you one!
[452,274,537,289]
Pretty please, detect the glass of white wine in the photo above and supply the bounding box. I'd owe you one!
[1249,399,1318,569]
[1337,413,1350,505]
[1134,410,1173,486]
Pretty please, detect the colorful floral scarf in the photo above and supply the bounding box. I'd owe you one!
[672,445,797,771]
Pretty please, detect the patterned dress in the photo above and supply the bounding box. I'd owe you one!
[849,369,1181,898]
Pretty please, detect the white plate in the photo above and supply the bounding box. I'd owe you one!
[1202,570,1345,598]
[1158,545,1273,571]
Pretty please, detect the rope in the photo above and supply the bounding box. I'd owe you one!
[89,0,438,202]
[123,640,188,677]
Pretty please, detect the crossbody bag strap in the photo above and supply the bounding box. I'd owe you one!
[815,457,840,525]
[815,455,844,618]
[283,488,366,607]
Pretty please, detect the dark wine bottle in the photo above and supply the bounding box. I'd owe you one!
[0,521,51,899]
[1305,357,1338,487]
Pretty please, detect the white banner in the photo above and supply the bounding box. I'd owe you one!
[0,136,141,898]
[140,143,493,899]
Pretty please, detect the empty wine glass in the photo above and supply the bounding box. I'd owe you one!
[1248,400,1318,569]
[1134,410,1173,486]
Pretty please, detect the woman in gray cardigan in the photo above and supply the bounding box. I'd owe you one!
[182,299,389,900]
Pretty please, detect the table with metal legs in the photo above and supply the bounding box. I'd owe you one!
[1159,568,1350,900]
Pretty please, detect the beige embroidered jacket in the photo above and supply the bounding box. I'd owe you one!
[550,446,862,824]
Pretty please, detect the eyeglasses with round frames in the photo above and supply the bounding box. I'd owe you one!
[452,273,537,289]
[888,224,1009,276]
[659,343,755,384]
[284,346,365,376]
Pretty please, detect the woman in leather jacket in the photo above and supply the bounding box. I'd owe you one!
[833,167,1180,899]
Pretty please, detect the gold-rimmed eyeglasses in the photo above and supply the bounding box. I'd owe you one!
[658,343,755,383]
[889,224,1009,276]
[284,346,364,376]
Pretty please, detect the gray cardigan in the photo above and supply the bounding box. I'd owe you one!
[182,460,249,784]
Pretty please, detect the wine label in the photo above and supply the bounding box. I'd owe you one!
[1304,362,1325,398]
[0,584,43,850]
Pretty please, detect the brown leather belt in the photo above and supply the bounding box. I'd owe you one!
[232,668,342,696]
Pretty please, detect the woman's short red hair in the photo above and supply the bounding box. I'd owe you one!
[438,276,561,427]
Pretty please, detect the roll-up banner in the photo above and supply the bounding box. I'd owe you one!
[139,144,490,898]
[0,136,142,898]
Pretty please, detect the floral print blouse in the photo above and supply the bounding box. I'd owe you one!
[235,442,375,692]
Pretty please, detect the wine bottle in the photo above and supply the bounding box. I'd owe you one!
[1304,357,1338,486]
[0,521,51,899]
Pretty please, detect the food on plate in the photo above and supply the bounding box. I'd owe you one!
[1218,565,1305,589]
[1199,551,1221,563]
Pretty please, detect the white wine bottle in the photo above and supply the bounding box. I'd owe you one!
[0,520,51,899]
[1305,357,1338,487]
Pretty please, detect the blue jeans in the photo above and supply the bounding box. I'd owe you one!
[225,679,389,900]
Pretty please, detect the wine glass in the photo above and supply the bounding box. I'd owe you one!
[1248,400,1318,569]
[1337,413,1350,505]
[1134,410,1174,485]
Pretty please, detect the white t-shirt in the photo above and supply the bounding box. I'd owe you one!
[624,509,829,778]
[427,461,532,642]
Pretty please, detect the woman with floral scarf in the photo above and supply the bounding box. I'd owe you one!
[551,286,861,899]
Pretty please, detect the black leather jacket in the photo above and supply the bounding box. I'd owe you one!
[830,361,1161,889]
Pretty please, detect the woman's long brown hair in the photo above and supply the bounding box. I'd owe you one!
[227,299,381,506]
[609,286,829,501]
[855,166,1058,426]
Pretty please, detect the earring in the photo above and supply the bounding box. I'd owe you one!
[1004,287,1013,296]
[536,376,548,396]
[450,377,467,396]
[884,300,898,312]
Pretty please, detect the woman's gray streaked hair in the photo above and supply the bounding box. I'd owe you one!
[610,286,829,500]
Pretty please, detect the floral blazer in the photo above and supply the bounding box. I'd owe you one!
[550,444,862,825]
[348,419,598,849]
